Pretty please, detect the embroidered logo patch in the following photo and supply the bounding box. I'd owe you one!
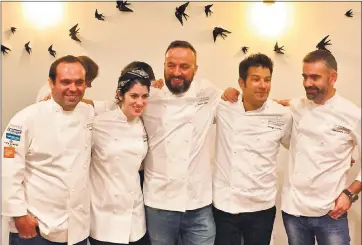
[196,96,210,106]
[332,125,351,134]
[5,133,21,141]
[7,127,22,135]
[3,146,15,158]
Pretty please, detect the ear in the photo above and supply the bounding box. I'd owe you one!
[330,71,338,86]
[48,78,54,89]
[238,78,246,91]
[194,64,198,74]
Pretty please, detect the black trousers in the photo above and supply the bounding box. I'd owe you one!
[213,205,276,245]
[88,234,149,245]
[139,170,145,189]
[10,230,87,245]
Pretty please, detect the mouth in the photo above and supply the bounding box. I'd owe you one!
[171,78,184,85]
[134,107,143,113]
[65,95,79,101]
[306,89,318,94]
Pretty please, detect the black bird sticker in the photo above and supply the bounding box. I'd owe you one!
[1,44,11,55]
[241,46,249,54]
[116,1,133,12]
[316,35,331,52]
[175,1,190,26]
[213,27,231,42]
[25,41,32,54]
[95,9,105,20]
[10,27,17,34]
[345,9,353,17]
[69,24,81,42]
[48,45,56,57]
[205,4,213,17]
[274,42,285,54]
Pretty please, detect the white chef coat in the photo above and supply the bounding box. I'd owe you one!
[141,80,221,212]
[281,93,361,217]
[2,99,94,244]
[213,98,292,214]
[90,102,148,244]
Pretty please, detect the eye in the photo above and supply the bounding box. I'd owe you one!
[130,94,138,99]
[142,94,150,99]
[180,65,190,70]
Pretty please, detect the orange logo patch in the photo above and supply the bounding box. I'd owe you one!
[4,146,15,158]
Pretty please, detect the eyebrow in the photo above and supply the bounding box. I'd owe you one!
[250,75,271,79]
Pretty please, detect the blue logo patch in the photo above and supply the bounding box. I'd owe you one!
[6,133,21,141]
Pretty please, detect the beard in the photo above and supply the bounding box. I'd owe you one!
[304,86,323,100]
[165,76,193,95]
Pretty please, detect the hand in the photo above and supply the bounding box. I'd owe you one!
[328,192,351,219]
[273,99,291,106]
[221,87,239,103]
[40,94,51,102]
[14,215,38,238]
[151,79,164,89]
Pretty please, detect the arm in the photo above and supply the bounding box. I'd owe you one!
[2,112,38,238]
[329,119,361,219]
[280,112,293,149]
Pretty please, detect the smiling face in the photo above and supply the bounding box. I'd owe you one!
[49,61,87,111]
[302,60,337,103]
[239,66,271,106]
[164,47,198,94]
[119,82,149,121]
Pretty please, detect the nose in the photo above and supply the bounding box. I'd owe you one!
[304,78,313,87]
[136,97,144,105]
[68,83,77,92]
[173,66,182,77]
[259,80,266,89]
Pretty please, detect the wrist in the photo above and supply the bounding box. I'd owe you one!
[342,189,359,203]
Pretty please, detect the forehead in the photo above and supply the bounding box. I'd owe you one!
[56,62,85,80]
[247,66,271,77]
[303,61,328,74]
[128,82,149,94]
[165,47,196,64]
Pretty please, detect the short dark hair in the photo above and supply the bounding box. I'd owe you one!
[165,40,197,57]
[121,61,155,80]
[239,53,274,81]
[303,49,337,71]
[49,55,87,83]
[78,56,99,86]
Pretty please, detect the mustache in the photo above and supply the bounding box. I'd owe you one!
[304,86,319,91]
[170,76,185,80]
[304,86,320,92]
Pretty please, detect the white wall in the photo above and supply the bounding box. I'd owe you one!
[1,1,361,245]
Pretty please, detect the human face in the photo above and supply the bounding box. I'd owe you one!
[164,47,198,94]
[239,66,271,106]
[49,62,87,111]
[302,61,337,103]
[120,82,149,121]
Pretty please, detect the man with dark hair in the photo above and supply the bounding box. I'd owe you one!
[2,55,94,245]
[281,49,361,245]
[36,55,99,102]
[213,53,292,245]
